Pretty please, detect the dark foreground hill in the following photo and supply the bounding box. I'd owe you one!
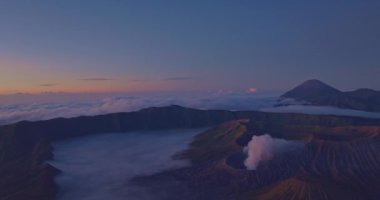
[281,79,380,112]
[0,105,380,200]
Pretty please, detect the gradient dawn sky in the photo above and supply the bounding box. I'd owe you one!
[0,0,379,94]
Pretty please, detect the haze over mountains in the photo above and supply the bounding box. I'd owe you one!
[281,79,380,112]
[0,80,380,200]
[50,129,205,200]
[0,92,278,126]
[1,80,380,126]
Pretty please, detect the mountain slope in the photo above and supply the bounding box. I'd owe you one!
[281,79,380,112]
[133,119,380,200]
[282,79,342,99]
[1,106,380,200]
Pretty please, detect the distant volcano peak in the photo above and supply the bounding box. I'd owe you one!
[295,79,340,92]
[281,79,341,100]
[280,79,380,112]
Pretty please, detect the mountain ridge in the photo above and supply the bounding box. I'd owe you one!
[1,105,380,200]
[281,79,380,112]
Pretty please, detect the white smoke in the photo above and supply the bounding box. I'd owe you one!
[244,134,302,170]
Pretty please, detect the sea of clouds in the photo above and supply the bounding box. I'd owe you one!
[1,91,380,126]
[16,92,380,199]
[0,92,277,125]
[49,129,206,200]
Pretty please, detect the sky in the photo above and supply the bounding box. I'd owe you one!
[0,0,379,94]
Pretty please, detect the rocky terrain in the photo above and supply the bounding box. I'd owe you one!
[1,105,380,200]
[133,119,380,200]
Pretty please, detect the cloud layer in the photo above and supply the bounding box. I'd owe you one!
[260,105,380,119]
[1,92,380,126]
[49,129,205,200]
[0,92,277,126]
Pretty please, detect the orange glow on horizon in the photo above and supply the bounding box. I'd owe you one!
[0,57,171,95]
[0,82,169,95]
[0,57,208,95]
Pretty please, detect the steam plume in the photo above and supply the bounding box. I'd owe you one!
[244,134,302,170]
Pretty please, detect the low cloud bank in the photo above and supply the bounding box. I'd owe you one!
[49,129,205,200]
[244,134,303,170]
[0,92,277,126]
[1,92,380,126]
[260,105,380,119]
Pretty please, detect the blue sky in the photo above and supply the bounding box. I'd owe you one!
[0,0,379,94]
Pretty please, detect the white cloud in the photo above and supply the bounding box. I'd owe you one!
[0,92,278,126]
[260,105,380,119]
[0,92,380,126]
[247,87,258,93]
[49,129,205,200]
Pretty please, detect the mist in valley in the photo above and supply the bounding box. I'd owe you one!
[49,129,206,200]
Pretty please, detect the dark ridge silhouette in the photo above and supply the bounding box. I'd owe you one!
[282,79,342,100]
[281,79,380,112]
[1,106,380,200]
